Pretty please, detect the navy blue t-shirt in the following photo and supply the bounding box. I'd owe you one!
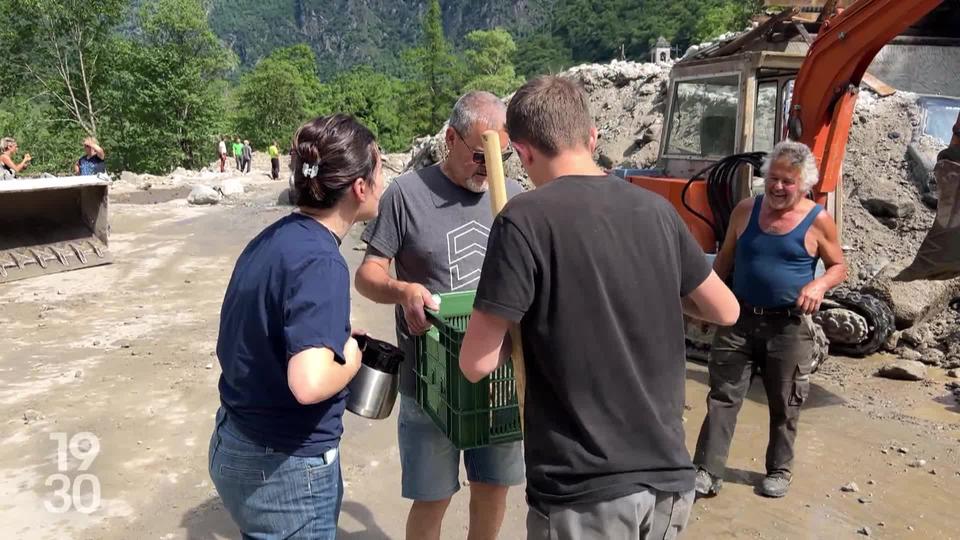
[216,212,351,456]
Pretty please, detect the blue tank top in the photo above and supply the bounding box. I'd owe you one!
[733,196,822,308]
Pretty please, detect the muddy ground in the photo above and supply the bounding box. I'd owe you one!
[2,170,958,540]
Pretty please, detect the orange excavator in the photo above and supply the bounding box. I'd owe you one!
[625,0,960,360]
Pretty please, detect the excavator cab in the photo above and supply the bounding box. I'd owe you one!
[629,12,825,253]
[0,176,112,283]
[630,1,960,360]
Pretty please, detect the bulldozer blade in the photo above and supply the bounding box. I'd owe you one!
[896,159,960,281]
[0,176,112,284]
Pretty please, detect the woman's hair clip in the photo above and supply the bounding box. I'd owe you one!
[302,162,320,179]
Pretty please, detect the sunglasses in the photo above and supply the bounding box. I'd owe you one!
[454,129,513,165]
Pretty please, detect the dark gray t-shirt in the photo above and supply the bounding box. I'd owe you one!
[361,164,523,396]
[474,175,712,505]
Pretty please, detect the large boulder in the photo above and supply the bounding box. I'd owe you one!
[863,267,960,328]
[861,198,916,219]
[219,179,245,198]
[876,359,927,381]
[187,185,222,205]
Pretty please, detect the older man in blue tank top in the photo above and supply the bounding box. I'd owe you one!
[693,141,848,499]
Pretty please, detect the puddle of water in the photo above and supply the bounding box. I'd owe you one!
[908,394,960,429]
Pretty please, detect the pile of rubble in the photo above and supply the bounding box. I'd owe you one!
[397,59,959,369]
[839,92,960,368]
[401,60,671,186]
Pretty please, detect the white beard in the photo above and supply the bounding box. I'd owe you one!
[465,177,489,193]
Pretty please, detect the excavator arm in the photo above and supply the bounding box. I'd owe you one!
[787,0,945,202]
[787,0,960,281]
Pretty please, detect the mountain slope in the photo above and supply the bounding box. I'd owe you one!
[209,0,552,78]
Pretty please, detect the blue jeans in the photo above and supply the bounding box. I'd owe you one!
[397,395,525,501]
[208,408,343,539]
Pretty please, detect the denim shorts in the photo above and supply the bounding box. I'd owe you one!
[208,408,343,539]
[397,395,525,501]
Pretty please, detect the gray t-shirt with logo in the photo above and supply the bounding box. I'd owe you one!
[361,164,523,396]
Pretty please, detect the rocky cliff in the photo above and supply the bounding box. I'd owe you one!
[209,0,552,77]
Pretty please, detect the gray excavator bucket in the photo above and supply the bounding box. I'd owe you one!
[896,158,960,281]
[0,176,111,283]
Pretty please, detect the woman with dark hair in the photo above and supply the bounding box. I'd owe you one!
[209,114,384,538]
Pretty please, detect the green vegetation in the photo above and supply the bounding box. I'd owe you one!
[462,29,525,97]
[515,0,765,77]
[232,45,324,150]
[103,0,233,173]
[323,66,414,153]
[0,0,763,175]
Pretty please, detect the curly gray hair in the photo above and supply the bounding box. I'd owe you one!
[760,140,819,191]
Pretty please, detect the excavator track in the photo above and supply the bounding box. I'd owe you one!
[819,288,895,357]
[685,319,831,374]
[813,307,870,345]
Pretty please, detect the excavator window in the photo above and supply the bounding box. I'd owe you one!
[664,73,740,158]
[754,81,779,153]
[917,96,960,146]
[780,79,795,142]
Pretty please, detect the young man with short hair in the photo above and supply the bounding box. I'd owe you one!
[459,76,740,539]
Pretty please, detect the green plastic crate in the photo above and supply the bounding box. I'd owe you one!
[414,290,522,449]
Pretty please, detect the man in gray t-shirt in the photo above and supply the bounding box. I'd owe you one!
[356,91,524,540]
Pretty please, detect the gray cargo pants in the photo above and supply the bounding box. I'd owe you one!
[693,311,816,477]
[526,489,694,540]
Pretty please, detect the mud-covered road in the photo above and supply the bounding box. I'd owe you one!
[1,173,957,540]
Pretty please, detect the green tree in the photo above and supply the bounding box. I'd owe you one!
[514,32,574,79]
[232,45,324,148]
[323,66,415,152]
[403,0,464,135]
[262,44,322,84]
[546,0,763,65]
[0,95,85,174]
[101,0,232,173]
[461,29,524,97]
[694,1,763,42]
[0,0,127,137]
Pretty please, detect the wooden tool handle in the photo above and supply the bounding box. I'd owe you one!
[481,130,527,433]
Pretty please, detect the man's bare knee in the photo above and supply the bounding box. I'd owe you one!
[468,483,510,540]
[406,498,452,540]
[470,482,510,501]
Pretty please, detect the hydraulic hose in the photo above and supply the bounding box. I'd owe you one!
[681,152,766,246]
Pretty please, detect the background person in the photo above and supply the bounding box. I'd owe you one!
[74,137,105,176]
[242,139,252,174]
[218,136,228,173]
[269,140,281,180]
[233,137,243,170]
[1,137,31,179]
